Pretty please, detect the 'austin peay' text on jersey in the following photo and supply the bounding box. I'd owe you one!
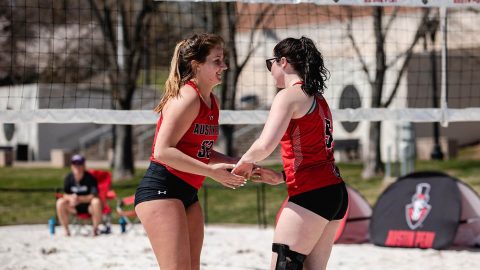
[150,81,219,189]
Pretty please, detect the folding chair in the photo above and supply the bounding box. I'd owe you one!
[116,194,140,233]
[55,169,116,235]
[78,169,116,234]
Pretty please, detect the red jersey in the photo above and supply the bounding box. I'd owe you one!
[280,94,343,196]
[150,81,219,189]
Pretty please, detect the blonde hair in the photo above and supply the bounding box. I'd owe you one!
[154,33,224,113]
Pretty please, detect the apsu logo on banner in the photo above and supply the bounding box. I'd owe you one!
[405,183,432,230]
[372,172,463,249]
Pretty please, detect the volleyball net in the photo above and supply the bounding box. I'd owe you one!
[0,0,479,162]
[1,0,479,125]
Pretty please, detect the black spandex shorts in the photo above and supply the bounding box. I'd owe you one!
[134,162,199,209]
[75,203,90,214]
[289,182,348,221]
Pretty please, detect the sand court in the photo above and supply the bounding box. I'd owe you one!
[1,224,479,270]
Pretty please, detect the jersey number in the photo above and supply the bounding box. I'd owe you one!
[325,118,333,149]
[197,140,214,158]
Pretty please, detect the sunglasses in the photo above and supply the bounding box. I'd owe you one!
[265,57,279,72]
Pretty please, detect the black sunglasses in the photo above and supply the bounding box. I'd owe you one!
[265,57,279,72]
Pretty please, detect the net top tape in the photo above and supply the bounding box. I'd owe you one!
[2,108,480,125]
[156,0,480,8]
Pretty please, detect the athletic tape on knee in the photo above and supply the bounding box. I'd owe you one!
[272,243,306,270]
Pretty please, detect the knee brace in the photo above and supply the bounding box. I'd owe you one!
[272,243,306,270]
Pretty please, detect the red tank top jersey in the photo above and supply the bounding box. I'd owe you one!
[150,81,219,189]
[280,94,343,196]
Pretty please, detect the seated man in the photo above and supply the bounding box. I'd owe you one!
[56,154,102,236]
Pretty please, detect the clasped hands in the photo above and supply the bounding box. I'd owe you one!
[230,160,284,188]
[210,160,284,189]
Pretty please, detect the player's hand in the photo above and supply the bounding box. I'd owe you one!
[250,167,284,185]
[208,163,246,189]
[231,160,254,179]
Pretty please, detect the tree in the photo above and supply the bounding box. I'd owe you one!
[346,7,431,178]
[1,0,106,85]
[217,2,278,156]
[87,0,154,180]
[0,0,38,85]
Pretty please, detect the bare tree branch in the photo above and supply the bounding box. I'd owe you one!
[238,4,278,73]
[132,16,151,84]
[87,0,118,70]
[386,48,409,68]
[130,0,152,82]
[467,8,479,13]
[372,6,386,107]
[382,7,398,37]
[119,0,130,51]
[382,9,430,108]
[237,2,249,25]
[238,43,259,73]
[103,4,120,70]
[136,16,151,84]
[226,2,238,70]
[133,0,152,54]
[88,0,107,36]
[346,7,372,84]
[103,5,116,45]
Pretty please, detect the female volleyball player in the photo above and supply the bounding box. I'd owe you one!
[135,33,245,270]
[233,37,348,270]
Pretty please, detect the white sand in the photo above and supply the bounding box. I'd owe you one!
[1,224,479,270]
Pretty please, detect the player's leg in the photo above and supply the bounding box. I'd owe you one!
[303,220,341,270]
[272,182,348,270]
[304,183,348,269]
[186,201,204,270]
[136,199,191,270]
[271,202,329,270]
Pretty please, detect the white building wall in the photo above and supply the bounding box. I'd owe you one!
[0,84,39,160]
[235,11,424,162]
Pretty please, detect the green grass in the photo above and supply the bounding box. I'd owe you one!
[0,167,68,225]
[1,160,479,226]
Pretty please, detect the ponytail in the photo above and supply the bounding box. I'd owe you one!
[273,36,330,96]
[299,36,329,96]
[154,40,185,113]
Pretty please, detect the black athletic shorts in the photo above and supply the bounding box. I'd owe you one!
[75,203,90,214]
[289,182,348,221]
[134,162,199,209]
